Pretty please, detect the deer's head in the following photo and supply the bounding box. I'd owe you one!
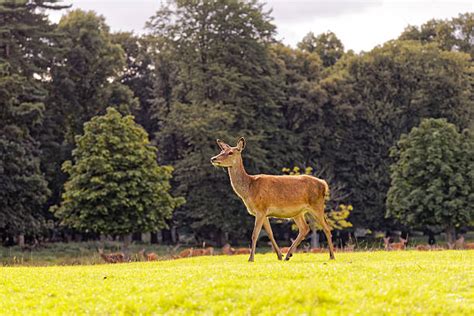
[210,137,245,168]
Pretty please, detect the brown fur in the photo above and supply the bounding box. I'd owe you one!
[383,237,407,251]
[98,248,126,263]
[146,252,159,261]
[309,247,325,253]
[222,243,235,255]
[454,235,465,249]
[177,248,194,258]
[234,248,251,255]
[138,249,159,261]
[211,138,335,262]
[176,247,214,259]
[416,244,431,251]
[465,243,474,250]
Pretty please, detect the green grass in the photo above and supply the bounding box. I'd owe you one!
[0,242,176,266]
[1,251,473,315]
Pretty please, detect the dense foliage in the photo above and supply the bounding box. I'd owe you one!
[53,108,183,235]
[387,119,474,243]
[0,0,472,244]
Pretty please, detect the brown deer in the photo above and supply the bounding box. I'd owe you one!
[139,249,159,261]
[448,235,469,250]
[98,248,126,263]
[465,243,474,250]
[415,244,431,251]
[383,236,407,251]
[234,247,251,255]
[222,243,235,255]
[191,247,214,257]
[177,248,194,258]
[211,138,335,262]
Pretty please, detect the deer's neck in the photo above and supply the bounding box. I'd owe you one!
[228,157,251,200]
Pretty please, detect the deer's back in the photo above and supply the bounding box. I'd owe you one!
[247,174,326,216]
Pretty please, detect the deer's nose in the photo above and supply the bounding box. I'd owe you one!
[211,157,217,163]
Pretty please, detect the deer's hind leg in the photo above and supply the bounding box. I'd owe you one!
[309,202,335,260]
[285,213,310,261]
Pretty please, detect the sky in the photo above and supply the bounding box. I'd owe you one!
[47,0,473,53]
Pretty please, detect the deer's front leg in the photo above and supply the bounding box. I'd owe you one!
[263,217,282,260]
[249,212,265,262]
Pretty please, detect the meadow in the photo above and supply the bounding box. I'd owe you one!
[1,251,473,315]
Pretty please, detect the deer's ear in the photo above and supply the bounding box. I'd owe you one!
[216,139,229,150]
[237,137,246,151]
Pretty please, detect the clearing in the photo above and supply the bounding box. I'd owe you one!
[1,251,473,315]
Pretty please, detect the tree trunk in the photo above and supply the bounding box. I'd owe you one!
[215,229,226,247]
[150,232,159,244]
[310,229,320,248]
[17,234,25,248]
[171,226,178,244]
[446,226,456,248]
[74,233,82,242]
[132,232,142,242]
[123,233,132,250]
[161,229,172,244]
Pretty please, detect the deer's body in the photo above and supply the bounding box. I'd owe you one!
[98,248,126,263]
[383,237,407,251]
[222,243,235,255]
[177,248,193,258]
[230,172,328,219]
[211,137,335,262]
[416,244,431,251]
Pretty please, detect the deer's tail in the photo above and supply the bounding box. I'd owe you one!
[322,180,330,202]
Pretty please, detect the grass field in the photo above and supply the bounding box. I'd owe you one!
[1,251,473,315]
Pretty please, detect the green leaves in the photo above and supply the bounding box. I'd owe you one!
[54,108,184,235]
[387,118,473,232]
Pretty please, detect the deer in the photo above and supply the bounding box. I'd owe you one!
[415,244,431,251]
[234,247,251,255]
[98,248,126,263]
[383,236,407,251]
[448,235,469,250]
[191,247,214,257]
[222,243,235,255]
[210,137,335,262]
[465,243,474,250]
[139,249,159,261]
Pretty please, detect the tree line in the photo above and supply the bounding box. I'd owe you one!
[0,0,472,246]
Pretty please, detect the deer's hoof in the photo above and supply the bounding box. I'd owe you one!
[284,256,291,261]
[248,257,254,262]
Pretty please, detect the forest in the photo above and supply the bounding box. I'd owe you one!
[1,0,473,248]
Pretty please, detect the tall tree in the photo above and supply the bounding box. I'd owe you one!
[147,0,280,243]
[387,119,473,243]
[298,31,344,67]
[0,0,65,242]
[0,63,50,239]
[335,41,472,229]
[111,32,161,135]
[53,108,184,236]
[42,10,138,210]
[399,13,474,59]
[270,44,324,164]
